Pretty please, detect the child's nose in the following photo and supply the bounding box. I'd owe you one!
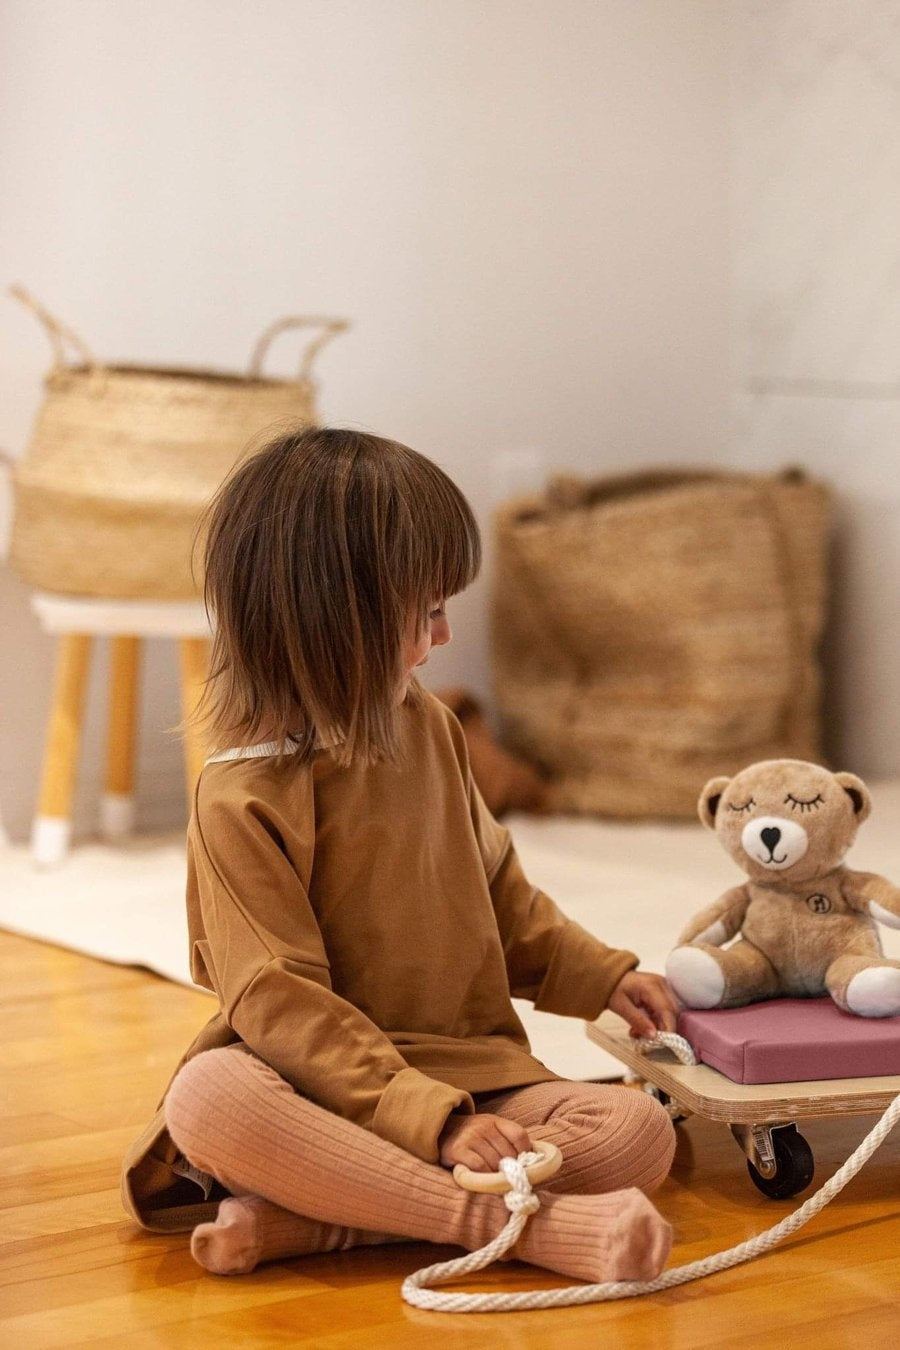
[431,615,452,648]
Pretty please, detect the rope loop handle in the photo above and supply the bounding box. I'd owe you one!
[633,1029,698,1065]
[247,314,350,383]
[10,285,101,374]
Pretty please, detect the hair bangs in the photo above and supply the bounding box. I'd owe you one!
[399,456,482,622]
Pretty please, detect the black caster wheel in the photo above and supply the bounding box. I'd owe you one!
[642,1083,689,1125]
[747,1124,815,1199]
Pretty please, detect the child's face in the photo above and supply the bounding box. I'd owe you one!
[399,602,451,700]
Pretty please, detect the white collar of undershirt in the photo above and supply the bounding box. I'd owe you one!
[205,741,302,765]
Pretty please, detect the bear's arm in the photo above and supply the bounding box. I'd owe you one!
[841,871,900,929]
[676,885,751,946]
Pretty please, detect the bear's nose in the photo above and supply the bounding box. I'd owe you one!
[761,826,782,852]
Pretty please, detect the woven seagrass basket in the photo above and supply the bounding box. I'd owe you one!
[9,287,349,599]
[492,468,831,819]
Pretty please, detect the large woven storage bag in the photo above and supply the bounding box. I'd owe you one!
[492,468,830,819]
[9,287,348,600]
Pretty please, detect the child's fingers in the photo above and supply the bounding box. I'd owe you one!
[475,1118,527,1165]
[454,1139,502,1172]
[446,1116,536,1173]
[453,1144,496,1177]
[450,1125,502,1171]
[614,972,680,1034]
[452,1117,525,1171]
[615,990,656,1038]
[493,1115,532,1156]
[640,980,679,1032]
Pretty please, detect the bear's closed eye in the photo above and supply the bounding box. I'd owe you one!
[785,793,824,812]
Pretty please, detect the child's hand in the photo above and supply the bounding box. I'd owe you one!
[608,970,679,1039]
[438,1112,532,1172]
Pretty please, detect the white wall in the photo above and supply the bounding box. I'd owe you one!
[728,0,900,775]
[0,0,734,841]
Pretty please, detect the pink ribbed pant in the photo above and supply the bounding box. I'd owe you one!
[164,1046,676,1283]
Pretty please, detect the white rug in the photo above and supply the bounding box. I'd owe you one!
[3,786,899,1080]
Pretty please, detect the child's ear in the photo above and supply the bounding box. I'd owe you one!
[698,776,731,830]
[833,771,872,823]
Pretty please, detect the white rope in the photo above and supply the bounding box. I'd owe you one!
[633,1029,699,1065]
[402,1045,900,1313]
[622,1030,696,1098]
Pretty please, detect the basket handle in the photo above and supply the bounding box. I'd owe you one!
[9,285,101,373]
[247,314,349,383]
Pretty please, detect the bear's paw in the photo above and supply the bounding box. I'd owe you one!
[665,946,725,1009]
[845,966,900,1018]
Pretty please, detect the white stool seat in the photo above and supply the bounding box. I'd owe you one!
[31,592,210,638]
[29,592,213,866]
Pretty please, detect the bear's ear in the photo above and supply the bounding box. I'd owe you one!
[698,776,732,830]
[833,771,872,823]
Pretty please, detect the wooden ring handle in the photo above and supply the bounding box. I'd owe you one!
[452,1139,563,1194]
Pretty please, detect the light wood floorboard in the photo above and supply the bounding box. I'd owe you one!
[1,929,898,1347]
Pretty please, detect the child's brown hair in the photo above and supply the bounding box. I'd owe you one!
[195,426,481,765]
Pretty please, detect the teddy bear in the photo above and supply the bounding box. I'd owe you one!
[665,759,900,1018]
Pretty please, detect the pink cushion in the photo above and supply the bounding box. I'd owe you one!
[677,998,900,1084]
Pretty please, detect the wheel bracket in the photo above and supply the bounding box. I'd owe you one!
[730,1122,782,1179]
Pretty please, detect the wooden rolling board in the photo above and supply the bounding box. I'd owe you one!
[585,1011,900,1125]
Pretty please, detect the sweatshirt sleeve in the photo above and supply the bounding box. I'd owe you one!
[488,834,639,1018]
[465,768,639,1019]
[187,775,473,1163]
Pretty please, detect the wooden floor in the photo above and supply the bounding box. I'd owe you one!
[1,929,899,1348]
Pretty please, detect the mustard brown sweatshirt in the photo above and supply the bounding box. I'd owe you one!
[122,689,637,1228]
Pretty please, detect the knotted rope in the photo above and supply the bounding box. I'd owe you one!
[402,1033,900,1314]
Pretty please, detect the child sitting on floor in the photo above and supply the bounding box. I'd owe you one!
[122,426,678,1283]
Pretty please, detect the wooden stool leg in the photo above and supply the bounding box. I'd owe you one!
[101,635,141,840]
[32,633,93,866]
[178,637,210,807]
